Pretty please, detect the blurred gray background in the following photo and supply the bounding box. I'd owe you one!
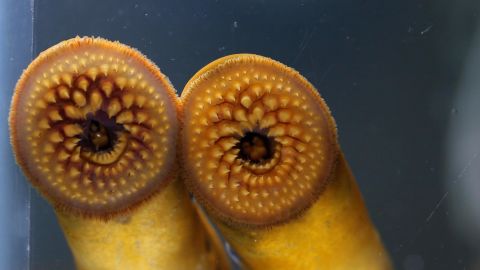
[2,0,480,269]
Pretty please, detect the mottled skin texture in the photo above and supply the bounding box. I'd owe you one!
[181,54,392,269]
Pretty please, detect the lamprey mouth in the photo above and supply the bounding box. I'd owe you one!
[236,130,275,164]
[9,37,179,218]
[181,54,338,226]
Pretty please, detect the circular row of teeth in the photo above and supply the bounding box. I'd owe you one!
[11,38,176,216]
[182,56,336,225]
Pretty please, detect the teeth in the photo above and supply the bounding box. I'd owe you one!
[278,109,292,122]
[44,91,56,103]
[51,74,60,85]
[61,74,73,87]
[240,95,252,108]
[89,89,103,111]
[250,106,264,123]
[49,131,63,143]
[38,119,50,129]
[225,91,236,102]
[64,105,84,119]
[58,149,69,161]
[208,109,219,122]
[57,85,70,99]
[35,100,47,109]
[251,85,262,97]
[41,79,51,89]
[288,126,301,137]
[135,95,147,107]
[48,110,63,121]
[224,152,237,163]
[64,138,80,151]
[100,79,114,97]
[107,98,122,117]
[100,64,109,75]
[86,67,98,80]
[268,125,286,137]
[116,110,133,124]
[279,96,290,107]
[233,108,248,122]
[259,113,276,129]
[220,105,232,119]
[128,78,138,88]
[63,124,82,137]
[73,90,86,107]
[76,76,89,91]
[217,138,237,151]
[136,111,148,124]
[43,143,55,154]
[122,94,134,108]
[69,168,80,178]
[115,76,127,89]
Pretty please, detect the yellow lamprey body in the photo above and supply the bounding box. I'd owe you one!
[58,180,214,270]
[180,54,392,269]
[9,37,229,270]
[219,154,391,270]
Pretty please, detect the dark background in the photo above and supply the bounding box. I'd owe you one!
[23,0,480,269]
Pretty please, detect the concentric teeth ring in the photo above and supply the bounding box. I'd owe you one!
[9,37,179,218]
[181,54,338,226]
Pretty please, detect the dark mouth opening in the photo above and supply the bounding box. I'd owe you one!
[78,111,124,153]
[236,131,275,164]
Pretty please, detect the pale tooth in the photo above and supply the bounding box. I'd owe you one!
[100,80,114,97]
[259,113,276,129]
[225,91,236,102]
[221,106,232,119]
[218,138,237,151]
[208,109,219,122]
[76,76,89,91]
[116,110,133,124]
[65,138,80,151]
[49,131,63,143]
[240,95,252,108]
[64,105,83,119]
[107,98,121,117]
[122,94,134,108]
[278,109,292,122]
[63,124,82,137]
[58,150,69,161]
[73,91,86,107]
[268,125,286,137]
[38,119,50,129]
[89,90,103,111]
[115,77,127,89]
[48,110,62,121]
[136,111,148,124]
[61,74,73,87]
[288,126,301,137]
[263,96,278,110]
[233,108,248,122]
[136,95,147,107]
[100,64,109,75]
[44,91,56,103]
[43,144,55,154]
[86,67,99,80]
[58,85,70,99]
[250,106,264,123]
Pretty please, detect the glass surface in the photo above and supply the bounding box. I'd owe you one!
[0,0,32,269]
[4,0,480,269]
